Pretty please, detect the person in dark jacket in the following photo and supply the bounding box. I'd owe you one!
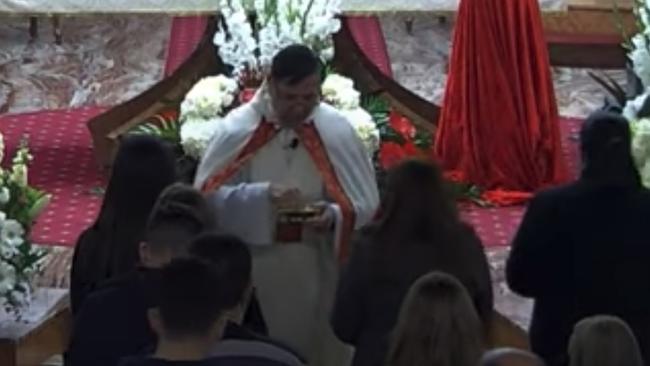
[70,135,177,314]
[66,184,214,366]
[331,159,493,366]
[506,111,650,366]
[119,258,293,366]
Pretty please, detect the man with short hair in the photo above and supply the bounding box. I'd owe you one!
[195,44,379,365]
[189,233,304,365]
[121,258,290,366]
[66,184,214,366]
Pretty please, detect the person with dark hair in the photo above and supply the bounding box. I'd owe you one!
[120,258,297,366]
[386,272,484,366]
[70,134,177,314]
[189,234,304,365]
[331,159,493,366]
[66,184,213,366]
[507,111,650,366]
[194,44,379,366]
[481,348,546,366]
[119,258,227,366]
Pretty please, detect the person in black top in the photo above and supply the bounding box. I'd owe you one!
[507,111,650,366]
[331,159,493,366]
[119,258,289,366]
[188,234,304,365]
[66,184,214,366]
[70,135,177,314]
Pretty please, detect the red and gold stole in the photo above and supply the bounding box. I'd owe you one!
[201,118,356,262]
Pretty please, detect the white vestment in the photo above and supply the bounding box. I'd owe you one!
[194,87,380,366]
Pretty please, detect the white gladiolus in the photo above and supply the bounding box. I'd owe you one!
[623,91,650,121]
[340,108,381,155]
[0,133,4,165]
[213,0,342,79]
[180,75,239,122]
[180,118,223,159]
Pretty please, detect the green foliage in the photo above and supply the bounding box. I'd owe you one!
[130,114,182,145]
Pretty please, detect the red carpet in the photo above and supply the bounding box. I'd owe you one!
[0,16,208,247]
[0,108,106,246]
[460,117,582,247]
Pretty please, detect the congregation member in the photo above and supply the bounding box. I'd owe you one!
[507,111,650,365]
[189,233,304,365]
[481,348,546,366]
[385,272,484,366]
[194,44,379,366]
[569,316,644,366]
[331,159,492,366]
[119,258,290,366]
[70,134,177,313]
[66,184,213,366]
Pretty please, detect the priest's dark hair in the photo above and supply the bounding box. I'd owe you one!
[271,44,321,85]
[188,233,251,309]
[145,183,214,256]
[158,258,227,339]
[580,111,641,188]
[70,134,177,314]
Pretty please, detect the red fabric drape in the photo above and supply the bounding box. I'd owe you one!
[434,0,567,199]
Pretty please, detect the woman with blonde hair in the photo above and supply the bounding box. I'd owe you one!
[386,271,484,366]
[569,315,644,366]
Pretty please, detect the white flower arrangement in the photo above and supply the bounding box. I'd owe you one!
[178,75,239,159]
[340,108,381,154]
[213,0,341,81]
[322,73,380,155]
[180,75,239,121]
[0,137,49,315]
[180,118,223,160]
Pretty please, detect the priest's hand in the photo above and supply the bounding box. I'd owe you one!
[270,185,303,209]
[305,202,334,231]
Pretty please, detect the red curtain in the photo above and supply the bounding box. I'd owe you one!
[434,0,567,198]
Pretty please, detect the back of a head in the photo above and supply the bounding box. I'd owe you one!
[386,271,483,366]
[156,258,226,340]
[569,315,644,366]
[481,348,545,366]
[145,183,214,258]
[377,159,460,243]
[271,44,321,85]
[580,111,640,187]
[188,233,252,309]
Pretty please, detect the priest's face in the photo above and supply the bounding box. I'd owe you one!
[269,73,320,126]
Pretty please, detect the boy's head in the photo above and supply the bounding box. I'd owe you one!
[188,234,252,318]
[149,258,227,343]
[139,183,214,268]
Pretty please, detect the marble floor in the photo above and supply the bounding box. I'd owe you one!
[1,14,629,333]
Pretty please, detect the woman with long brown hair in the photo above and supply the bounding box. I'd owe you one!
[331,159,492,366]
[386,272,484,366]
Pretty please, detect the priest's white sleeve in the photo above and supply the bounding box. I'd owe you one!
[206,182,274,246]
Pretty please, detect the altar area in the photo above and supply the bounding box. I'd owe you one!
[0,0,638,364]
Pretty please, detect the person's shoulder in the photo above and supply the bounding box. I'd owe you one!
[210,354,300,366]
[313,103,355,131]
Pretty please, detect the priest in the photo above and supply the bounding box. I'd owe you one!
[194,44,380,366]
